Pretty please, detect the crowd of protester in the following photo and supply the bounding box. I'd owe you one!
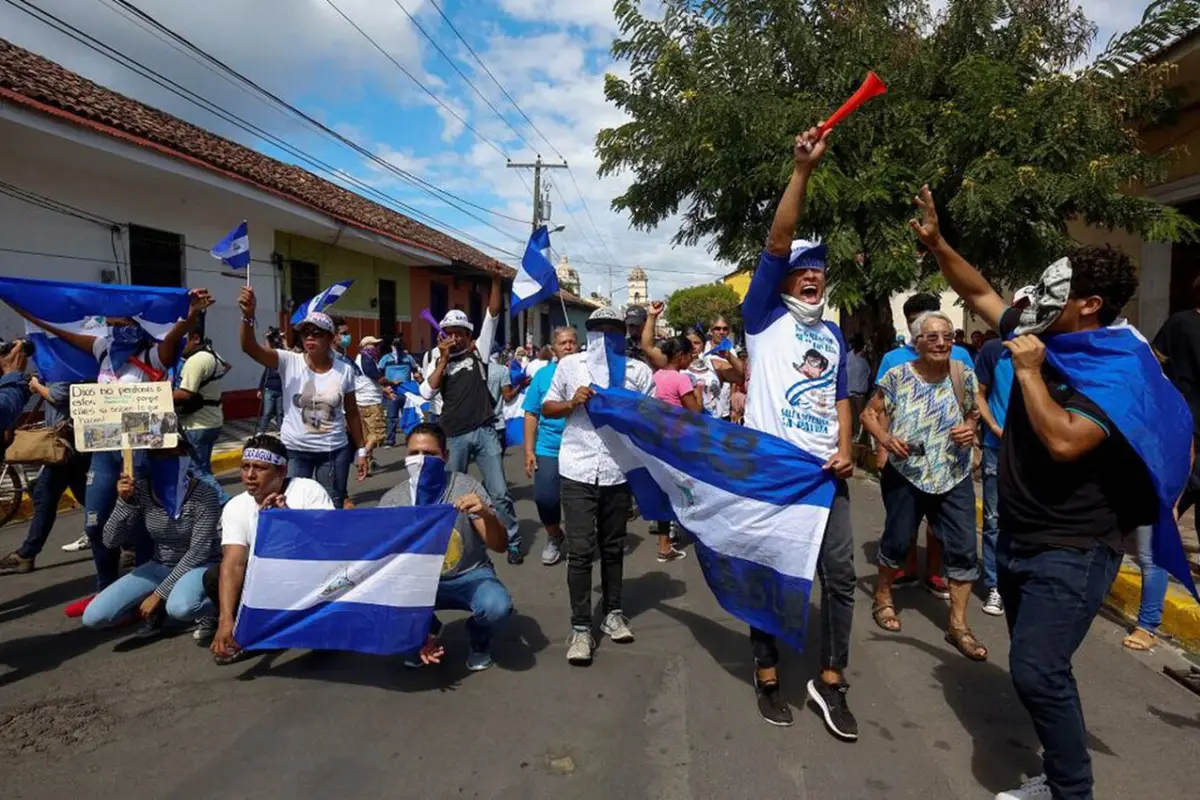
[0,122,1196,800]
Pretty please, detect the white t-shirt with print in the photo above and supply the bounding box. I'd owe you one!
[275,349,357,452]
[220,477,334,551]
[742,250,850,461]
[91,335,167,384]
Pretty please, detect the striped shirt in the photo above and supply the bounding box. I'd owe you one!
[103,479,222,598]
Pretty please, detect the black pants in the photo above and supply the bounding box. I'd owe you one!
[561,478,632,628]
[750,480,856,672]
[202,563,221,612]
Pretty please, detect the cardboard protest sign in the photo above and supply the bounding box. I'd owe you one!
[69,382,179,452]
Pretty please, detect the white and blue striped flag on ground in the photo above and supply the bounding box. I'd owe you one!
[511,225,560,316]
[290,279,354,325]
[585,386,836,650]
[0,276,190,383]
[210,221,250,270]
[234,506,456,655]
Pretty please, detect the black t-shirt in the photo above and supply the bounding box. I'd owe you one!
[997,308,1156,550]
[437,349,495,438]
[1153,309,1200,441]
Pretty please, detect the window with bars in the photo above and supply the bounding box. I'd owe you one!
[128,224,184,287]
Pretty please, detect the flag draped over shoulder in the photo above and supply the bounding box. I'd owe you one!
[585,386,836,650]
[511,225,559,315]
[1045,325,1198,599]
[234,506,456,655]
[290,280,353,324]
[0,276,189,383]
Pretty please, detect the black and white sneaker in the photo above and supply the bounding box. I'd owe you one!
[754,673,793,727]
[806,679,858,741]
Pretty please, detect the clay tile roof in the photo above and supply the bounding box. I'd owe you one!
[0,37,516,280]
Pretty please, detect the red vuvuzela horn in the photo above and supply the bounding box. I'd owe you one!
[817,72,888,137]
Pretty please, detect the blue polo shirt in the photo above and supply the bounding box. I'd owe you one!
[522,363,565,458]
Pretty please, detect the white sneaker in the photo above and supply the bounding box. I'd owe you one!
[566,628,594,665]
[995,775,1051,799]
[983,587,1005,616]
[61,535,89,552]
[600,610,635,643]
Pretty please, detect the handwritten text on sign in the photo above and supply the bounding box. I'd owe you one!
[69,382,179,452]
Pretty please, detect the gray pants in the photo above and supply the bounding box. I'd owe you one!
[750,480,856,671]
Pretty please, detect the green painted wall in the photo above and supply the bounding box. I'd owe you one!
[275,231,412,320]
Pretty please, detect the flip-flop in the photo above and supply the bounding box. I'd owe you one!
[872,603,901,633]
[1122,627,1157,652]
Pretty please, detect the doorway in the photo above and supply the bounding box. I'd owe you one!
[378,278,396,344]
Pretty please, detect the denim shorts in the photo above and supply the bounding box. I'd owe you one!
[878,464,979,582]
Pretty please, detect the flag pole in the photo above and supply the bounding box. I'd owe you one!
[558,293,570,327]
[244,220,251,288]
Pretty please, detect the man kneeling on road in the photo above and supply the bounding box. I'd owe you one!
[379,423,512,672]
[207,435,334,665]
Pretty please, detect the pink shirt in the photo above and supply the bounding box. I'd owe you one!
[653,369,695,407]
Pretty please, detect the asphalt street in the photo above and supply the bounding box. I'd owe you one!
[1,447,1198,800]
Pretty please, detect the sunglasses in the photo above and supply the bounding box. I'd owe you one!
[298,328,330,339]
[711,326,728,332]
[919,333,954,343]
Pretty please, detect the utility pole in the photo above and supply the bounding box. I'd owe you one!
[507,156,568,230]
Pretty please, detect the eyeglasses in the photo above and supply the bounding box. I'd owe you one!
[919,333,954,343]
[711,326,728,332]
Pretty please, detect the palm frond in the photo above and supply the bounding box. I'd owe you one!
[1088,0,1200,78]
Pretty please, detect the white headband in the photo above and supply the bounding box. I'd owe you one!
[243,448,286,467]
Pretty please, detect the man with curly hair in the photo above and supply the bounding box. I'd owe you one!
[911,186,1159,800]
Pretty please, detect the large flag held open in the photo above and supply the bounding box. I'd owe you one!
[0,276,190,383]
[511,225,559,316]
[290,279,354,325]
[585,387,836,650]
[1045,324,1198,599]
[234,506,456,655]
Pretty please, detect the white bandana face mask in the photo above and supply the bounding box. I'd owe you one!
[781,293,826,327]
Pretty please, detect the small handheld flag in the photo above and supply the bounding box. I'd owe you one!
[210,221,251,284]
[290,280,353,325]
[512,225,560,316]
[817,72,887,137]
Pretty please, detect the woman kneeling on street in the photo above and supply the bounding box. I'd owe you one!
[81,440,222,640]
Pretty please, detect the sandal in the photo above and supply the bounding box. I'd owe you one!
[945,627,988,661]
[1122,627,1157,652]
[872,602,901,633]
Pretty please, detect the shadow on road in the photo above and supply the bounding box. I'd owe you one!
[0,625,128,688]
[1146,704,1200,730]
[235,611,550,691]
[0,574,96,625]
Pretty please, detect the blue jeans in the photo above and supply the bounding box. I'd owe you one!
[19,451,90,559]
[385,394,405,446]
[1134,525,1168,631]
[981,446,1000,588]
[878,466,979,582]
[997,539,1122,800]
[533,455,561,526]
[446,426,519,550]
[428,565,512,652]
[85,450,152,591]
[185,426,230,505]
[257,389,283,434]
[287,443,355,508]
[81,560,216,628]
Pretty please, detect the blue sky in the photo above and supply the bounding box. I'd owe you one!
[0,0,1151,301]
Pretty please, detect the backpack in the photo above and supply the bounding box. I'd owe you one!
[175,346,231,415]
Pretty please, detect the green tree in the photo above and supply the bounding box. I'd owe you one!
[598,0,1200,352]
[664,282,743,334]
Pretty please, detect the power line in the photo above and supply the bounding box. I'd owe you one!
[7,0,521,259]
[110,0,527,235]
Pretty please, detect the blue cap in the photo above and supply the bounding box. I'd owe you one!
[788,239,827,272]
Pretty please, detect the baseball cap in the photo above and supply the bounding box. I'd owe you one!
[297,312,335,334]
[788,239,827,272]
[359,335,383,347]
[1012,285,1036,307]
[625,305,648,326]
[440,309,472,331]
[586,306,625,331]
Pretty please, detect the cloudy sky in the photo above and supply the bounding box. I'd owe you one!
[0,0,1152,301]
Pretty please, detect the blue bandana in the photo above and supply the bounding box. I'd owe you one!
[108,324,153,368]
[406,455,447,506]
[148,454,191,520]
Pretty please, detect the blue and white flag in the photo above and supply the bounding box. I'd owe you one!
[290,279,354,325]
[703,338,733,357]
[586,386,836,650]
[0,277,189,383]
[511,225,560,316]
[234,506,456,655]
[148,454,191,520]
[1045,324,1198,599]
[210,221,250,270]
[398,380,429,434]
